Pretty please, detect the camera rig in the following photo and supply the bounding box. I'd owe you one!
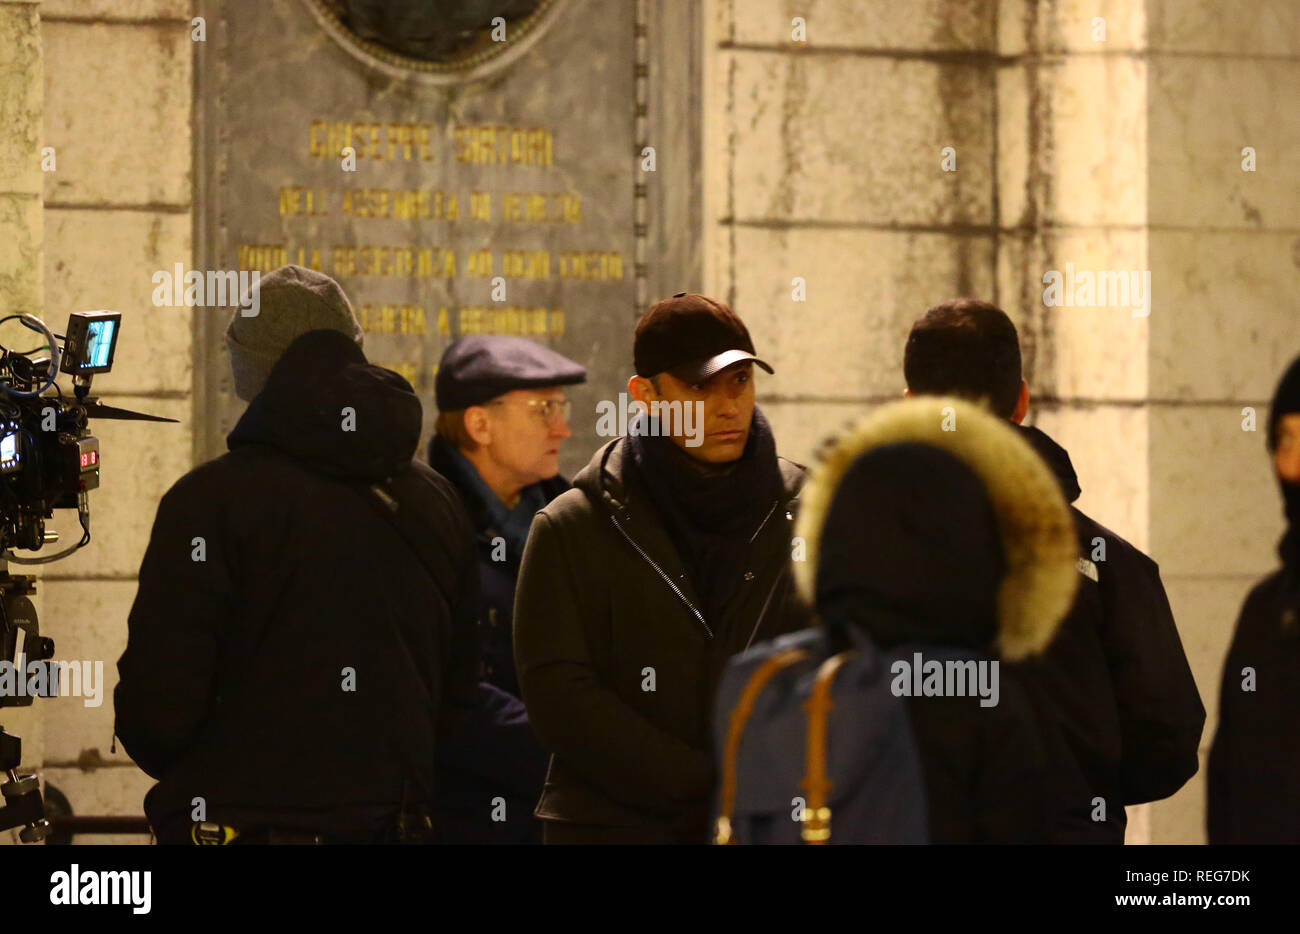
[0,311,175,842]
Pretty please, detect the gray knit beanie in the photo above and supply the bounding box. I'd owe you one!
[225,265,364,401]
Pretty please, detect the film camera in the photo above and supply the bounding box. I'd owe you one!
[0,311,174,841]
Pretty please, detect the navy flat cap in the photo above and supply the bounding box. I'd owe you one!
[436,336,587,410]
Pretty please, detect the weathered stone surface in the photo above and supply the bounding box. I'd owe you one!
[0,2,42,197]
[1149,230,1300,402]
[35,581,137,768]
[0,1,45,811]
[42,21,192,206]
[723,51,994,227]
[0,193,43,313]
[1148,0,1300,56]
[42,0,191,18]
[45,208,194,394]
[723,225,995,400]
[999,0,1147,55]
[998,230,1150,402]
[1149,403,1285,577]
[1124,803,1150,844]
[1149,56,1300,230]
[1149,770,1206,845]
[761,399,875,468]
[1000,56,1148,228]
[719,0,995,51]
[41,765,154,845]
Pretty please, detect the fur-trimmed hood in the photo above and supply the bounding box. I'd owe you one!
[794,397,1078,661]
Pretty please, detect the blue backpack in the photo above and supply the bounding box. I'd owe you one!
[712,625,928,844]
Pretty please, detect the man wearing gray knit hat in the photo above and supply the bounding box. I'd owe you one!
[117,264,481,844]
[225,265,365,402]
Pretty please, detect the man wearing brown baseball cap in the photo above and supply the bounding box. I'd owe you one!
[513,292,810,844]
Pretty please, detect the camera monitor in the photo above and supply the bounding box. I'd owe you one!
[0,429,20,475]
[59,311,121,376]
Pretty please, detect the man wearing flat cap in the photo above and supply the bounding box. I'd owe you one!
[427,334,585,844]
[513,293,810,844]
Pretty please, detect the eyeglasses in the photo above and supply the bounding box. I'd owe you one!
[488,398,572,426]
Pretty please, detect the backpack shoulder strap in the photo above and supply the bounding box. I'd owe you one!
[800,650,856,844]
[715,647,810,845]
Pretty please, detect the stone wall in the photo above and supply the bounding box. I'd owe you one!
[33,0,195,842]
[0,0,47,823]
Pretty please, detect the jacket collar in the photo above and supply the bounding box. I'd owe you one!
[573,437,804,623]
[574,436,805,519]
[1015,424,1082,504]
[428,435,569,543]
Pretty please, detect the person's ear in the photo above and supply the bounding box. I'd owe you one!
[1012,379,1030,424]
[628,375,655,406]
[464,406,493,447]
[903,387,913,399]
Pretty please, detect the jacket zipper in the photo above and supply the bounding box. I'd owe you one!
[749,499,779,544]
[610,514,714,638]
[741,499,785,648]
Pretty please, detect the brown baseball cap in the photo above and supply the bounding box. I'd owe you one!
[633,292,773,383]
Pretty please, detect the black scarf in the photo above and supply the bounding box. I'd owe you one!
[628,406,783,628]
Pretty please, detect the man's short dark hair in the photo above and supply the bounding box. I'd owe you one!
[903,298,1023,419]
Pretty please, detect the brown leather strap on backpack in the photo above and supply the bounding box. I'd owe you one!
[714,647,810,845]
[799,651,855,844]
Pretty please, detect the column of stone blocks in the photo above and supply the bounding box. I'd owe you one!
[702,0,999,465]
[0,0,47,835]
[995,0,1156,841]
[37,0,196,843]
[1143,0,1300,845]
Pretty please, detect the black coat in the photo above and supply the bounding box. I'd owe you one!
[115,329,479,843]
[900,663,1057,843]
[1010,426,1206,842]
[1207,547,1300,844]
[425,436,557,844]
[514,437,810,843]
